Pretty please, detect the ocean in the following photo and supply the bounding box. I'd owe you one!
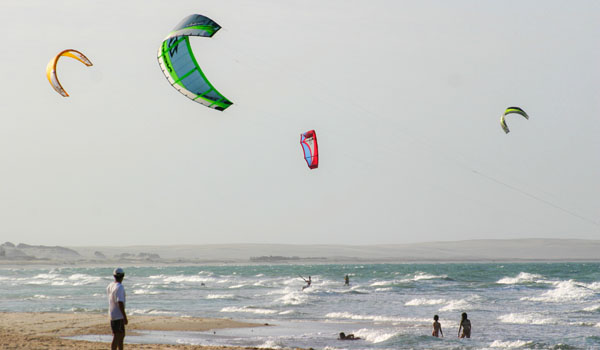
[1,263,599,349]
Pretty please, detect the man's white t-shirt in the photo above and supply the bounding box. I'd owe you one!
[107,281,126,320]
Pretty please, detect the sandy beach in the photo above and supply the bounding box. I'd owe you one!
[0,312,270,350]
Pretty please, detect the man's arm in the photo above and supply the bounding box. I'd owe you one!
[118,301,128,325]
[458,323,462,337]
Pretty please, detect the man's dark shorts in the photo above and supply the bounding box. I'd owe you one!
[110,319,125,334]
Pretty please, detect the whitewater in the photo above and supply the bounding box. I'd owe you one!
[1,263,599,349]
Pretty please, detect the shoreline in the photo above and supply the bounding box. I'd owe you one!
[0,312,273,350]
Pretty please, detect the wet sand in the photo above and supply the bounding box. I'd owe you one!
[0,312,275,350]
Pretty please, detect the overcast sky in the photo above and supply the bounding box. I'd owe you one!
[0,0,598,246]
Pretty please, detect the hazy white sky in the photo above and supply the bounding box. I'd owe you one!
[0,0,598,246]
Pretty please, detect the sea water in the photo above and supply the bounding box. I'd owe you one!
[1,263,599,349]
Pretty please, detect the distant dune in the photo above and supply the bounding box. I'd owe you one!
[2,239,599,265]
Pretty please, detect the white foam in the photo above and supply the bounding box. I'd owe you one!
[587,282,600,290]
[369,281,392,287]
[161,275,212,284]
[497,272,544,284]
[70,307,104,313]
[22,272,101,287]
[369,273,445,286]
[405,298,445,306]
[283,278,301,286]
[132,289,161,295]
[25,273,60,285]
[521,280,594,303]
[412,272,447,281]
[498,313,556,325]
[33,273,59,279]
[325,312,428,323]
[67,273,102,284]
[258,339,283,349]
[129,309,178,316]
[206,294,235,299]
[278,310,295,315]
[220,306,278,315]
[353,328,398,343]
[341,287,369,294]
[490,339,532,348]
[228,284,246,289]
[439,299,471,312]
[583,305,600,312]
[273,290,309,306]
[570,321,597,327]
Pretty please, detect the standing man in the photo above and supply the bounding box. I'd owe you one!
[107,268,128,350]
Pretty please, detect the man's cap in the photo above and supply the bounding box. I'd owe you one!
[113,267,124,276]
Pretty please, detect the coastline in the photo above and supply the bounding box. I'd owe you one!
[4,239,600,266]
[2,258,600,268]
[0,312,271,350]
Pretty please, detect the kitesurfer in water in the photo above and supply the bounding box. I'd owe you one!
[344,274,349,286]
[301,276,311,290]
[458,312,471,338]
[339,332,360,340]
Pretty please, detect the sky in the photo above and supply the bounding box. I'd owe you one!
[0,0,598,246]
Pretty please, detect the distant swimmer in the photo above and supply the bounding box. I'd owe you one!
[300,275,312,290]
[344,274,350,286]
[432,315,443,337]
[339,332,360,340]
[458,312,471,338]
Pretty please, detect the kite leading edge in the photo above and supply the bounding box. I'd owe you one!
[500,107,529,134]
[46,49,93,97]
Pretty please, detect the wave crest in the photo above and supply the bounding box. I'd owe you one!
[490,339,533,348]
[497,272,544,285]
[498,313,556,325]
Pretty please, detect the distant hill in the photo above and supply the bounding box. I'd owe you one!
[2,239,599,265]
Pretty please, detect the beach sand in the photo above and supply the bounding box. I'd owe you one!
[0,312,274,350]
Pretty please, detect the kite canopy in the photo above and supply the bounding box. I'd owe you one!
[46,49,93,97]
[500,107,529,134]
[300,130,319,169]
[157,14,233,111]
